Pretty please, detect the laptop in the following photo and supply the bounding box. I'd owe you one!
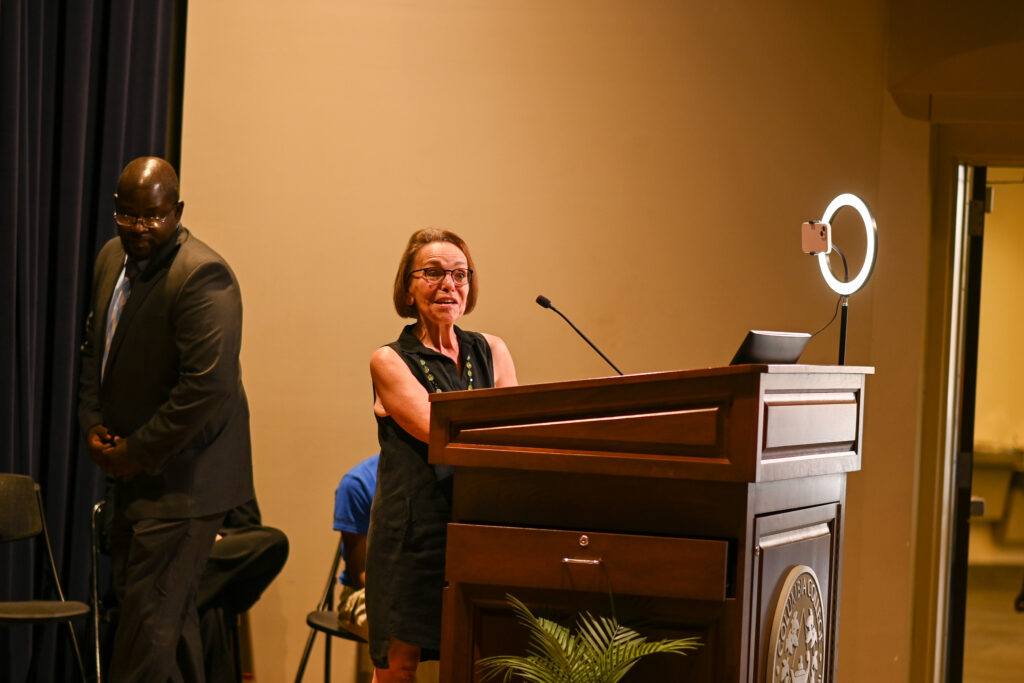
[730,330,811,365]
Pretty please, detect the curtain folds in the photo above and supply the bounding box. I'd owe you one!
[0,1,183,679]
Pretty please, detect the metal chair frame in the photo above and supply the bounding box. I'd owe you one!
[294,534,365,682]
[0,473,90,682]
[90,500,114,683]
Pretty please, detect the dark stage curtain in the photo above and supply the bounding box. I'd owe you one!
[0,1,185,679]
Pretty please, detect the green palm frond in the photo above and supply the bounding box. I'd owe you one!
[477,595,701,683]
[510,595,575,675]
[476,654,567,683]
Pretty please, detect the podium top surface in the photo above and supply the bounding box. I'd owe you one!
[429,363,874,405]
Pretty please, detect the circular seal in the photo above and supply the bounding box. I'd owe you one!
[767,565,826,683]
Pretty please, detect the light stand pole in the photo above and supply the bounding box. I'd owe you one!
[838,297,848,365]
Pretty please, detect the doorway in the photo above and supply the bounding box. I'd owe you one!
[946,164,1024,683]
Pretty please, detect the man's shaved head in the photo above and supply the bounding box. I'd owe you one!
[116,156,180,204]
[113,156,184,259]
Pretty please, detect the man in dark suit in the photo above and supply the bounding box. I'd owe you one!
[78,156,254,682]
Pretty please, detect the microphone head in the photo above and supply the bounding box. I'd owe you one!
[536,295,552,309]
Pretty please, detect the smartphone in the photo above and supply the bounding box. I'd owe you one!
[801,221,832,255]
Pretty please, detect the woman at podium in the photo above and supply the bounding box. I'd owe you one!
[366,228,518,682]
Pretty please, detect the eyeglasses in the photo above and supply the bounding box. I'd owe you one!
[408,267,473,286]
[113,207,175,230]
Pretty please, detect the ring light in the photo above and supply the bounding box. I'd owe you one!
[817,193,877,296]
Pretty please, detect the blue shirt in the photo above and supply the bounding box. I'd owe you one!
[334,454,379,585]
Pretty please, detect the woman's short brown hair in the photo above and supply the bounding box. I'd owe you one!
[392,228,478,319]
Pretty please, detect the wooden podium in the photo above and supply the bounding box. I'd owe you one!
[430,364,871,682]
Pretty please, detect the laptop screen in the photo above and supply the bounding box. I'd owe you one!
[730,330,811,365]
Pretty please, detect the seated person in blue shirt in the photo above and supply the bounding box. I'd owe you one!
[334,453,379,639]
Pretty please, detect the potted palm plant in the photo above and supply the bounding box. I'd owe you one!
[477,595,701,682]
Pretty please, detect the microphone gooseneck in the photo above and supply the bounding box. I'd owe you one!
[535,294,623,376]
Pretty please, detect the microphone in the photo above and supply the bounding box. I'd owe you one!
[535,295,623,375]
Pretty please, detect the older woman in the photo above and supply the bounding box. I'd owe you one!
[366,228,517,682]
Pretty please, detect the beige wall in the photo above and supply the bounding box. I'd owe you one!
[975,170,1024,449]
[180,2,929,680]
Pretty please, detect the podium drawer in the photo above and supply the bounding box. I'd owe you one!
[446,523,728,601]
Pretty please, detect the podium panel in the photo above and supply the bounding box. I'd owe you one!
[430,364,871,682]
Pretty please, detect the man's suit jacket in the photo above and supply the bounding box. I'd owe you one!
[78,227,254,520]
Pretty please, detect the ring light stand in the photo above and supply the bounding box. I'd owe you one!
[815,193,877,365]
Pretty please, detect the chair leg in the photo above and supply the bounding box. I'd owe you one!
[323,634,331,683]
[92,590,102,683]
[232,614,243,683]
[294,628,318,682]
[91,500,105,683]
[66,620,89,683]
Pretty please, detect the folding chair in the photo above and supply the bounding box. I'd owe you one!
[0,473,90,682]
[294,534,366,682]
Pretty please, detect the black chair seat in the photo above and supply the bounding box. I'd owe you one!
[0,600,91,624]
[305,610,366,642]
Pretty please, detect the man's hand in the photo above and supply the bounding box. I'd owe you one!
[86,424,116,469]
[101,438,144,482]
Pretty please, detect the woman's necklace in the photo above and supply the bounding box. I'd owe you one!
[417,355,474,393]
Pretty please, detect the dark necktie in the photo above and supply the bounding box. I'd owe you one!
[102,261,139,379]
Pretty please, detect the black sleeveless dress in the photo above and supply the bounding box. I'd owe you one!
[365,324,494,668]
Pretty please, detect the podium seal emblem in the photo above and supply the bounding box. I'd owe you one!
[767,565,825,683]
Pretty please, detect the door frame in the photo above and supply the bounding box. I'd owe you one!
[912,124,1024,683]
[943,164,986,683]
